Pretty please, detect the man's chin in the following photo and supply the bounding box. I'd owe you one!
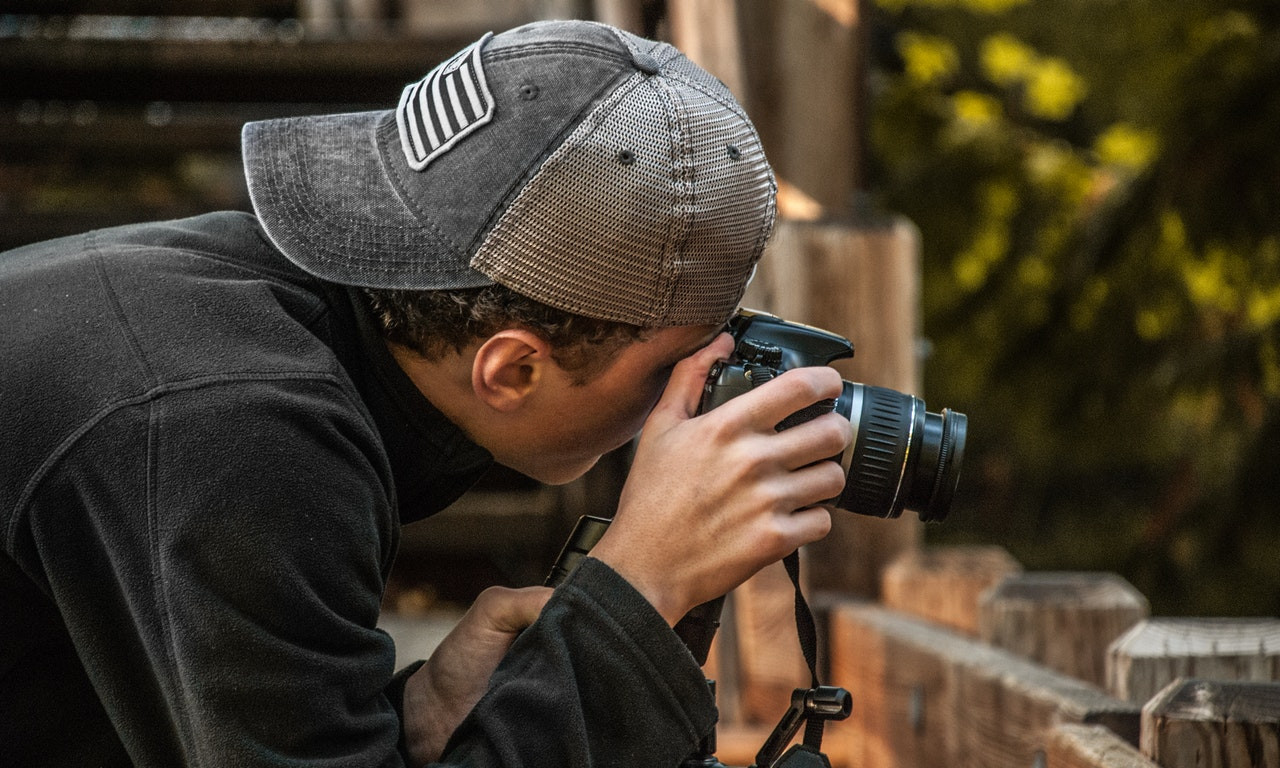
[524,455,602,486]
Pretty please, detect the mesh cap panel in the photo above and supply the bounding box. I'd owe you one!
[471,44,774,326]
[665,84,775,324]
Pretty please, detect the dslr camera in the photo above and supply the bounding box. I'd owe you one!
[700,309,967,522]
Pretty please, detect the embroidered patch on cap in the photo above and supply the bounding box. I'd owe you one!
[396,31,495,171]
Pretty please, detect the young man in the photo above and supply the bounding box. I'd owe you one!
[0,20,851,767]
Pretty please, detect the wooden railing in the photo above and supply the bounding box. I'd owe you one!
[710,546,1280,768]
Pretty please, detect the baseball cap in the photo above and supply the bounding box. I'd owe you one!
[242,19,776,327]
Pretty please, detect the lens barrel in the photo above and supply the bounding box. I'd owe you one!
[833,384,966,522]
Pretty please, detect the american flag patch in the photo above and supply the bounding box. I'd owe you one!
[396,32,495,171]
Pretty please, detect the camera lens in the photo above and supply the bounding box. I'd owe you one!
[831,384,967,522]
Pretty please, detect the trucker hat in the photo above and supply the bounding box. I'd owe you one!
[242,20,776,327]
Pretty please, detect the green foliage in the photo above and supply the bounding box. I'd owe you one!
[867,0,1280,614]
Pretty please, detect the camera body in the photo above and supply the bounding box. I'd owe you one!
[699,310,966,522]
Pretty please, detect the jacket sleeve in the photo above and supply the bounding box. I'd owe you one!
[26,376,715,767]
[436,557,718,768]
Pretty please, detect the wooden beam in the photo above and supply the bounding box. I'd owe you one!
[670,5,921,598]
[978,572,1149,689]
[825,600,1141,768]
[669,0,867,216]
[592,0,646,34]
[1046,724,1159,768]
[733,0,866,216]
[0,36,476,103]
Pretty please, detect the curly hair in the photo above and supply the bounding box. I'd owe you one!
[361,284,653,384]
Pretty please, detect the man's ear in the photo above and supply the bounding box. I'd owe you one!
[471,329,552,412]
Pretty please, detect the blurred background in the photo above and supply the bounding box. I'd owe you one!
[866,0,1280,618]
[4,0,1278,619]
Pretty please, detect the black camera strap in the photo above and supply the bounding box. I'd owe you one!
[782,550,826,748]
[751,550,851,768]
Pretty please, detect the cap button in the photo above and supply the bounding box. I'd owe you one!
[631,50,661,75]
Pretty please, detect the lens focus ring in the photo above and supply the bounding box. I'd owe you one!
[840,387,914,518]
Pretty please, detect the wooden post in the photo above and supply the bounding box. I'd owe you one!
[709,219,922,729]
[978,572,1150,689]
[1108,618,1280,704]
[592,0,646,34]
[747,218,924,597]
[826,600,1142,768]
[669,0,865,211]
[881,545,1022,636]
[731,0,866,212]
[1140,679,1280,768]
[666,0,748,97]
[667,5,926,736]
[1046,724,1159,768]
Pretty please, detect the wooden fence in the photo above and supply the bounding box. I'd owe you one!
[707,546,1280,768]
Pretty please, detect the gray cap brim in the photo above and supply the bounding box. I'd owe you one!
[241,20,776,326]
[242,110,493,290]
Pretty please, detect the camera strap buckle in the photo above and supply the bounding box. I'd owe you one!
[751,685,851,768]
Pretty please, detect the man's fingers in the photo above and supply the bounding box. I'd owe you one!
[648,333,735,421]
[775,505,834,548]
[778,459,850,511]
[716,366,846,433]
[771,412,855,471]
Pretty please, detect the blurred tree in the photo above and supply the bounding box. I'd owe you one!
[865,0,1280,615]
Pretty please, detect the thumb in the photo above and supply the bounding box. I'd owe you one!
[472,585,553,634]
[647,333,734,423]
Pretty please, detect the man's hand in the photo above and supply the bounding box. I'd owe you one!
[589,334,853,625]
[401,585,552,765]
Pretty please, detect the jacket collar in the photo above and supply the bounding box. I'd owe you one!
[338,287,495,523]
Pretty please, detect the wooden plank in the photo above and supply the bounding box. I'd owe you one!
[710,219,926,736]
[979,572,1149,689]
[826,600,1141,768]
[826,598,945,768]
[1108,618,1280,703]
[1140,679,1280,768]
[1046,724,1159,768]
[671,6,924,598]
[717,221,925,731]
[400,0,575,38]
[1,1,297,16]
[881,545,1021,636]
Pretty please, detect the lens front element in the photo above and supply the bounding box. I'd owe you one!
[835,385,967,522]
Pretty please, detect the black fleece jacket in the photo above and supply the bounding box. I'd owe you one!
[0,212,714,767]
